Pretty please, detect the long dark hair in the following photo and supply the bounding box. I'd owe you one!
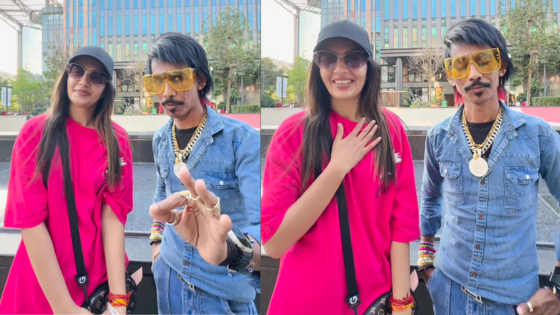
[301,54,396,192]
[35,60,121,188]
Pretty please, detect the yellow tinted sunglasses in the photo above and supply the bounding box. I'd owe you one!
[444,48,501,80]
[143,68,197,94]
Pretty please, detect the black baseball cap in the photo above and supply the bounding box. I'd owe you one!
[313,20,372,57]
[68,46,114,80]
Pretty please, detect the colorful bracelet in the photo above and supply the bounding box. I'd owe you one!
[108,292,131,308]
[391,294,414,311]
[150,221,165,245]
[417,241,436,269]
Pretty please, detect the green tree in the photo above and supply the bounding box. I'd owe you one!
[43,30,82,91]
[500,0,560,105]
[286,56,310,104]
[11,69,49,114]
[407,46,445,102]
[261,57,282,96]
[203,7,259,113]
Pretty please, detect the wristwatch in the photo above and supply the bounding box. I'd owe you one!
[226,226,254,275]
[549,266,560,299]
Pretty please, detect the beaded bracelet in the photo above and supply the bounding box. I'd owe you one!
[150,221,165,245]
[417,241,436,269]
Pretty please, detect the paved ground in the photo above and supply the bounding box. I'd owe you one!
[260,158,560,244]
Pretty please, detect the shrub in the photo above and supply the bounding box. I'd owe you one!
[532,96,560,106]
[261,94,277,108]
[231,105,260,113]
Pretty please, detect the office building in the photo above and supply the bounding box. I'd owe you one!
[64,0,261,107]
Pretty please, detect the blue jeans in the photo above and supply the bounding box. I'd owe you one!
[153,256,258,314]
[427,268,518,315]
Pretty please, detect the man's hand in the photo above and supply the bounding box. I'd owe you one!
[517,288,560,315]
[422,268,435,286]
[149,168,233,265]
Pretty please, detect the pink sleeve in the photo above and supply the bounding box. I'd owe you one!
[102,128,133,226]
[389,115,421,243]
[4,118,48,229]
[261,116,304,245]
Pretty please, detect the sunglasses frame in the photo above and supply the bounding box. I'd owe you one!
[66,63,110,86]
[313,50,370,70]
[444,48,502,80]
[143,68,198,95]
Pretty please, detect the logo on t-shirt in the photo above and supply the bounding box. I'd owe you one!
[394,151,402,164]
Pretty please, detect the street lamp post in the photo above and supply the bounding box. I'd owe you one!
[239,71,245,105]
[542,60,548,96]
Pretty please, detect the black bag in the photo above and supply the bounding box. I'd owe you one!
[335,182,417,315]
[60,141,138,314]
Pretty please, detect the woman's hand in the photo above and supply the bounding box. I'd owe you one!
[330,118,381,175]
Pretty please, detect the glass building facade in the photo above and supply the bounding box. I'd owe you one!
[64,0,261,62]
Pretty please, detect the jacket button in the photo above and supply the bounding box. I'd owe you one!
[481,180,485,185]
[479,215,484,220]
[476,245,481,250]
[471,272,477,277]
[184,261,189,266]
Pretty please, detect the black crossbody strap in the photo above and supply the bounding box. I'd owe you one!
[59,135,90,302]
[307,116,361,314]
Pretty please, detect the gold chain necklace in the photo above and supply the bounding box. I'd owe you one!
[172,112,207,177]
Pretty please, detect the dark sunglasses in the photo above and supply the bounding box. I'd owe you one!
[313,51,369,70]
[66,63,109,86]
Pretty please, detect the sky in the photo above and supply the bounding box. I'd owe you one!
[0,20,18,75]
[261,0,295,64]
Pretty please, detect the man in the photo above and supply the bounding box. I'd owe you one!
[420,19,560,315]
[145,32,260,314]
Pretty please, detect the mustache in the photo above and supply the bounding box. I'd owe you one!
[465,81,492,91]
[162,99,184,106]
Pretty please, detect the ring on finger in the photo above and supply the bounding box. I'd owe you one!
[526,301,534,313]
[167,210,181,226]
[204,197,221,216]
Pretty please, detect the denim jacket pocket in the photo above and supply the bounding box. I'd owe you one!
[439,162,465,206]
[201,171,241,213]
[504,167,539,213]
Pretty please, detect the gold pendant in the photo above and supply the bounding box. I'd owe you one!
[469,149,488,178]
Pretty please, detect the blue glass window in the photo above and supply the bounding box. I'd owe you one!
[92,11,96,27]
[376,0,379,10]
[422,0,426,18]
[134,0,138,8]
[177,15,182,32]
[451,0,456,16]
[413,0,417,18]
[101,17,105,35]
[160,14,164,32]
[491,0,495,15]
[186,14,190,32]
[79,12,83,27]
[143,15,147,34]
[117,0,121,9]
[442,0,446,17]
[394,0,398,19]
[117,16,122,35]
[432,0,436,17]
[134,16,138,34]
[461,0,465,16]
[92,33,97,46]
[195,13,199,32]
[481,0,486,15]
[151,14,155,33]
[385,0,389,19]
[404,0,408,18]
[126,16,130,35]
[169,14,173,31]
[101,0,104,9]
[109,18,113,35]
[471,0,475,15]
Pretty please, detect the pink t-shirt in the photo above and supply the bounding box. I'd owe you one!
[0,115,133,314]
[261,110,420,315]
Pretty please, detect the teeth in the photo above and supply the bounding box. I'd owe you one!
[335,80,352,84]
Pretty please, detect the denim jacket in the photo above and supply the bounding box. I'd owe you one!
[152,106,261,303]
[421,101,560,305]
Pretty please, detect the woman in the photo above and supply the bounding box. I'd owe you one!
[261,21,420,314]
[0,47,133,314]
